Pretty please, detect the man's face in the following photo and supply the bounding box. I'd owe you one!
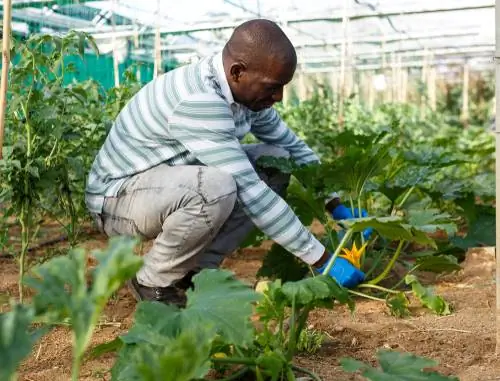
[230,58,296,112]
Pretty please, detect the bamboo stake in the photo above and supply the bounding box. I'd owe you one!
[0,0,12,160]
[134,24,141,82]
[420,49,429,119]
[111,0,120,87]
[495,0,500,354]
[401,68,408,103]
[153,0,161,78]
[338,0,349,124]
[461,62,470,126]
[428,65,437,111]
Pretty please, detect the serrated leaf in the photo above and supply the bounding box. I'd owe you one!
[183,269,261,347]
[0,304,46,380]
[112,324,213,381]
[120,302,182,346]
[406,209,457,236]
[405,275,451,316]
[256,155,295,174]
[281,275,353,309]
[451,212,495,250]
[415,255,461,274]
[341,350,459,380]
[24,236,142,362]
[341,217,437,248]
[386,293,410,318]
[87,337,124,360]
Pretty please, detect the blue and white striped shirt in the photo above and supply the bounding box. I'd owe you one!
[85,52,325,264]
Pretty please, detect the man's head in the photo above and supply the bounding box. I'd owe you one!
[222,19,297,111]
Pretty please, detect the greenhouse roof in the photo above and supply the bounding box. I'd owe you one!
[2,0,495,71]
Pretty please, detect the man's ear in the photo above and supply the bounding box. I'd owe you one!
[230,62,246,83]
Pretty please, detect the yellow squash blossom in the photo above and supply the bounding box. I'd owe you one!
[339,242,367,269]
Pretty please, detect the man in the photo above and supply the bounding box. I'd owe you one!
[85,19,361,307]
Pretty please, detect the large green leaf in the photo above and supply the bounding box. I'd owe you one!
[414,255,461,274]
[341,217,436,247]
[281,275,353,310]
[341,350,459,380]
[113,324,213,381]
[406,209,457,236]
[183,269,261,347]
[24,236,143,362]
[0,304,46,381]
[120,302,182,346]
[451,212,495,250]
[405,275,451,316]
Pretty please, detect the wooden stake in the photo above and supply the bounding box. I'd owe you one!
[428,65,437,111]
[461,62,470,126]
[495,0,500,355]
[111,0,120,87]
[134,25,141,82]
[338,0,349,123]
[0,0,12,160]
[153,0,161,78]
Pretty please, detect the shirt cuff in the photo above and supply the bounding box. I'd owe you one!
[298,237,325,265]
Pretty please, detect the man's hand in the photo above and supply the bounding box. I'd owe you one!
[331,204,373,240]
[314,253,365,288]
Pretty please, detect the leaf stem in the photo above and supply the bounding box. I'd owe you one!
[215,367,250,381]
[19,201,29,303]
[322,229,353,275]
[357,197,365,246]
[286,297,297,361]
[210,357,257,366]
[357,283,400,294]
[291,365,322,381]
[348,289,386,302]
[368,240,405,285]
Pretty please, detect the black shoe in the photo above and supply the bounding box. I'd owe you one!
[174,270,199,291]
[127,276,187,308]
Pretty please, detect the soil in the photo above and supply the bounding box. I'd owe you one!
[0,230,498,381]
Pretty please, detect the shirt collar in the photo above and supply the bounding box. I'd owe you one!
[213,51,235,105]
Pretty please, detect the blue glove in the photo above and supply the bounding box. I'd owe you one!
[332,204,373,240]
[316,256,365,288]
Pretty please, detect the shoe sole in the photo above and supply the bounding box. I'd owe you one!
[127,279,144,302]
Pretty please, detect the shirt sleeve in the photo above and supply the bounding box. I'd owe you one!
[169,94,325,264]
[250,107,320,165]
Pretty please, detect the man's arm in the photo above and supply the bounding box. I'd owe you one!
[250,107,320,164]
[169,94,325,265]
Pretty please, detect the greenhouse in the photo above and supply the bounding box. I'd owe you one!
[0,1,498,380]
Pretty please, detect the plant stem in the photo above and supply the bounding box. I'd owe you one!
[291,365,322,381]
[348,195,355,216]
[348,289,386,302]
[71,353,81,381]
[391,265,420,290]
[363,247,386,279]
[357,197,365,246]
[392,186,416,215]
[368,240,405,285]
[216,367,250,381]
[357,283,400,294]
[322,229,353,275]
[18,201,29,303]
[286,297,297,361]
[210,357,257,366]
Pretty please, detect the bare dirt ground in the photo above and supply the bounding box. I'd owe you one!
[0,232,498,381]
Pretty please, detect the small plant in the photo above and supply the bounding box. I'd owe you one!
[341,350,459,380]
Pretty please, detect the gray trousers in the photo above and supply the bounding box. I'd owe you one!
[97,143,290,287]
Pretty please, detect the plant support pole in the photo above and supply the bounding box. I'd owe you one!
[0,0,13,160]
[495,0,500,354]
